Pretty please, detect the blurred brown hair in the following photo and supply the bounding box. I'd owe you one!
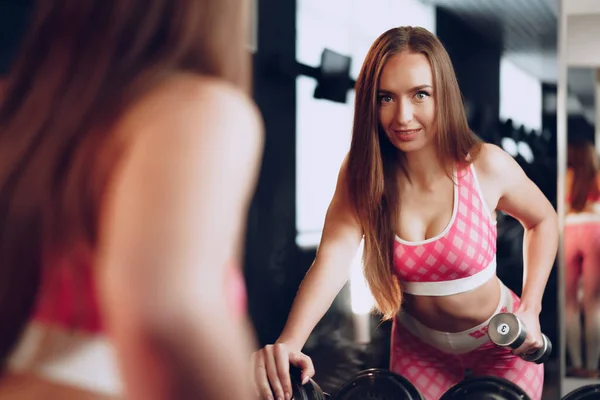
[0,0,250,367]
[347,26,482,320]
[568,139,599,212]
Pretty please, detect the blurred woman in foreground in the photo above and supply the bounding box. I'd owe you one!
[0,1,263,399]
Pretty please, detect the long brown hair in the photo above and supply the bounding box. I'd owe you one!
[347,26,482,320]
[568,139,599,212]
[0,0,250,367]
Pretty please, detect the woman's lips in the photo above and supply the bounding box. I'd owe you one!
[394,128,421,141]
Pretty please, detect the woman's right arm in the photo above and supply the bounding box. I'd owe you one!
[253,157,363,400]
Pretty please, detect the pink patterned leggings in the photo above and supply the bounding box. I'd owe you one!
[390,281,544,400]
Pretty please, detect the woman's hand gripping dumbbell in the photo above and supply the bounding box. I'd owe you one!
[487,312,552,364]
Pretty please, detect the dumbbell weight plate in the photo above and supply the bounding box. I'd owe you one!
[488,313,527,349]
[289,365,328,400]
[328,368,423,400]
[488,313,552,364]
[561,384,600,400]
[522,334,552,364]
[439,376,531,400]
[291,377,327,400]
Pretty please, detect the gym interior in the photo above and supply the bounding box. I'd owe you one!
[1,0,600,399]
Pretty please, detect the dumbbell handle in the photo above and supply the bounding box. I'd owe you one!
[487,312,552,364]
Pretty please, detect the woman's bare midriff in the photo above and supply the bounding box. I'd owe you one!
[402,277,502,332]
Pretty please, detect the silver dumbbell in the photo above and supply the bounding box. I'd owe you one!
[487,313,552,364]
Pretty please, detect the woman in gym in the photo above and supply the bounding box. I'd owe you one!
[564,139,600,378]
[252,26,556,400]
[0,1,262,399]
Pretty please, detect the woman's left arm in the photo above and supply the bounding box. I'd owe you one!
[479,144,558,354]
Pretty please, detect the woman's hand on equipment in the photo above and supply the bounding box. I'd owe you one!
[512,307,543,357]
[251,343,315,400]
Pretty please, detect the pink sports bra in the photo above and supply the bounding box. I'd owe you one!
[33,248,103,333]
[393,164,497,296]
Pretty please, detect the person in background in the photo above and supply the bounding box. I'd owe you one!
[564,139,600,378]
[252,26,557,400]
[0,1,263,399]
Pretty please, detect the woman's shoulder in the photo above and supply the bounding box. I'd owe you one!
[104,71,264,215]
[117,72,262,147]
[155,73,255,111]
[465,143,529,197]
[470,143,515,176]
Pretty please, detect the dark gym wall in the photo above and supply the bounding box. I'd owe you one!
[245,0,304,346]
[542,83,559,156]
[436,7,501,142]
[245,0,355,354]
[0,1,31,75]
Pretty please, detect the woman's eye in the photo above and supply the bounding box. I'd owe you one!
[380,95,393,103]
[415,91,430,100]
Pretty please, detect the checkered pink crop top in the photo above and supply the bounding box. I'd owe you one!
[393,164,497,296]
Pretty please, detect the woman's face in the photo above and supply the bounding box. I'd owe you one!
[377,51,436,154]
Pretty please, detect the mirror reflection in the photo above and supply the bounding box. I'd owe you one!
[564,67,600,379]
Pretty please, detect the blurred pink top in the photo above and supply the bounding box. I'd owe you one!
[31,248,248,333]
